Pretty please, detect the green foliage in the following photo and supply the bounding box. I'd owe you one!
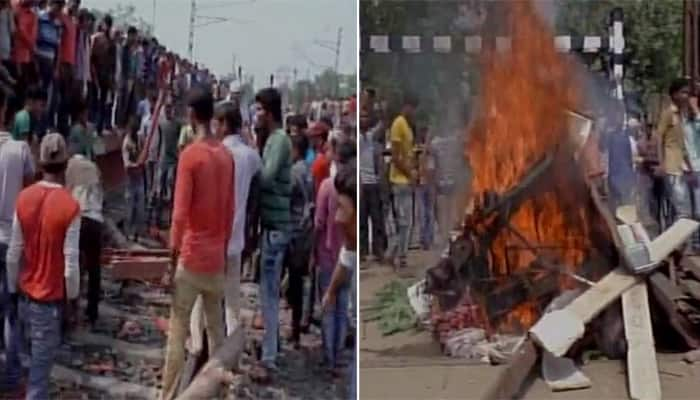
[556,0,682,104]
[363,280,418,336]
[361,0,683,118]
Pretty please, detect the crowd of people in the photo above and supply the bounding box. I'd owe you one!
[359,88,466,269]
[0,0,358,399]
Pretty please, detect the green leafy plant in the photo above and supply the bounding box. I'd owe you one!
[363,280,419,336]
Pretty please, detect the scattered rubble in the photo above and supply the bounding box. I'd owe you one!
[42,274,347,399]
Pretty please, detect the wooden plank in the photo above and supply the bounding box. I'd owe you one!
[480,339,538,400]
[648,273,700,349]
[176,325,245,400]
[680,256,700,281]
[622,281,661,400]
[530,267,639,357]
[648,219,699,262]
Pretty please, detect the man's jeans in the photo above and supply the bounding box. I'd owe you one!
[666,174,700,248]
[260,229,289,367]
[36,55,55,135]
[126,174,146,237]
[392,184,413,261]
[0,242,22,389]
[348,346,356,399]
[318,268,349,368]
[0,242,8,347]
[360,183,385,258]
[80,217,103,323]
[416,185,435,249]
[10,297,62,400]
[665,175,693,220]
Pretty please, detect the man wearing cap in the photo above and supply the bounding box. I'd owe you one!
[5,133,81,399]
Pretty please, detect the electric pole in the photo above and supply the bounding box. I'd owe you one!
[152,0,157,34]
[334,27,342,98]
[188,0,196,60]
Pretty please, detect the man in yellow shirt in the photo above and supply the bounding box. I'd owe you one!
[389,96,418,269]
[656,78,697,223]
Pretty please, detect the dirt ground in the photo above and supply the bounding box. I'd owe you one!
[359,250,700,400]
[1,271,347,399]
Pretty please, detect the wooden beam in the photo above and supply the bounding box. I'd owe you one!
[622,281,661,400]
[176,325,245,400]
[530,266,639,357]
[480,339,538,400]
[647,219,699,263]
[681,278,700,301]
[648,273,700,349]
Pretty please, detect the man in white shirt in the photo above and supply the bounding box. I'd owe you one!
[0,87,35,391]
[66,149,103,327]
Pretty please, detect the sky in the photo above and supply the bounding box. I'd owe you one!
[85,0,358,88]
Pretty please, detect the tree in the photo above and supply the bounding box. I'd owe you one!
[556,0,682,106]
[360,0,474,125]
[361,0,683,121]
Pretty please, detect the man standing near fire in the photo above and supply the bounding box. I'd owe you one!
[656,78,700,226]
[389,95,418,270]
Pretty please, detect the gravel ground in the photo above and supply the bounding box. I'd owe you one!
[19,278,352,399]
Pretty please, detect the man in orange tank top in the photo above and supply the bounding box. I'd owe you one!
[5,133,81,399]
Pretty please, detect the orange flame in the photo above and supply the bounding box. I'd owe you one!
[465,1,591,328]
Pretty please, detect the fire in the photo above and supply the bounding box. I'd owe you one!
[465,1,592,328]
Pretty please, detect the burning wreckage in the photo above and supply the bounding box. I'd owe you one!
[408,2,700,399]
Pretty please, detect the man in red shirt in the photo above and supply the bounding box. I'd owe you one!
[56,0,79,136]
[5,132,81,399]
[309,120,330,194]
[12,0,38,104]
[160,86,235,400]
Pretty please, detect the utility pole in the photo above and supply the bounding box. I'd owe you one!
[334,27,342,98]
[152,0,157,34]
[188,0,196,60]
